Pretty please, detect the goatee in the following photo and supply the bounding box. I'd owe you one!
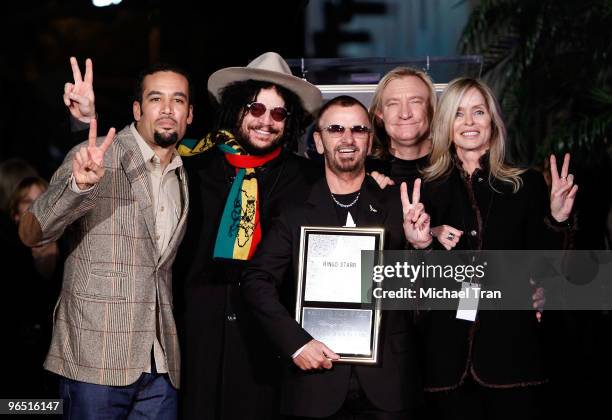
[154,131,178,148]
[325,148,365,174]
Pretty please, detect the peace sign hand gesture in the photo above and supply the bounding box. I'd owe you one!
[72,119,115,190]
[549,153,578,223]
[63,57,96,123]
[401,178,432,249]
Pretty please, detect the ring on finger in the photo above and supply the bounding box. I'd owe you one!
[446,232,455,240]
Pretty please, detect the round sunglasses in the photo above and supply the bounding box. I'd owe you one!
[246,102,290,122]
[319,124,371,139]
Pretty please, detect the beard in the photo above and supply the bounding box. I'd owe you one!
[237,125,284,156]
[154,130,179,148]
[324,147,366,174]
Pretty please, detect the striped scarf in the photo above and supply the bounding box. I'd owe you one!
[178,131,281,260]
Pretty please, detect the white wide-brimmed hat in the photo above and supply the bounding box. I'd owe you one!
[207,51,322,115]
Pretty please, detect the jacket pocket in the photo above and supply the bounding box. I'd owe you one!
[74,292,127,302]
[75,271,128,302]
[90,269,127,278]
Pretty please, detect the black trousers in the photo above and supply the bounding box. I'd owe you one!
[424,377,544,420]
[288,368,411,420]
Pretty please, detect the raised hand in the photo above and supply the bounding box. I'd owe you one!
[370,171,395,189]
[63,57,96,123]
[549,153,578,222]
[401,178,432,249]
[72,119,115,190]
[293,339,340,371]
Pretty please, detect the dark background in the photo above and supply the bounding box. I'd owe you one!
[1,0,611,416]
[0,0,312,178]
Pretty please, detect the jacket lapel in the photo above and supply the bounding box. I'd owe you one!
[305,176,388,228]
[160,165,189,265]
[118,127,160,262]
[354,176,389,228]
[305,178,340,227]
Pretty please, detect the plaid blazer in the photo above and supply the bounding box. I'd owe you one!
[19,125,188,388]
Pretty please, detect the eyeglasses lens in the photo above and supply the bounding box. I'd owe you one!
[247,102,288,122]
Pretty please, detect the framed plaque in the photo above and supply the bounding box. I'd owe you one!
[296,226,384,364]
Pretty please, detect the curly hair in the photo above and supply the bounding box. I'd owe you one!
[213,80,313,152]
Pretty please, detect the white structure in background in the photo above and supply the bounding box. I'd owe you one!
[92,0,122,7]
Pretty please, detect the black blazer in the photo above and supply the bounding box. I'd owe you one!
[420,165,570,391]
[175,147,321,420]
[241,176,420,418]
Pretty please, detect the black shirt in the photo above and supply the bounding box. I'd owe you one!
[366,154,429,187]
[330,190,360,225]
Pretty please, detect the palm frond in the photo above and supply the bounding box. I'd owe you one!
[460,0,612,166]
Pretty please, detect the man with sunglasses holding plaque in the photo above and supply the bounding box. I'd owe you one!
[241,95,423,419]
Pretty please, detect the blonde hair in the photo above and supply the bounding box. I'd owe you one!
[369,67,437,158]
[422,77,525,192]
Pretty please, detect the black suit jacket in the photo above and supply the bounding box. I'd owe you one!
[241,176,420,418]
[175,147,321,419]
[420,166,570,390]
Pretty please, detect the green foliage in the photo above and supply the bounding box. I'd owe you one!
[460,0,612,166]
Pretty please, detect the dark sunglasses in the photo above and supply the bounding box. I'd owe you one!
[246,102,290,122]
[319,124,371,138]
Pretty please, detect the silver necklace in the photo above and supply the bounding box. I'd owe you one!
[331,191,361,208]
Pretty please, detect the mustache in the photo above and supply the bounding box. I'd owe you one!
[334,145,361,152]
[156,116,178,124]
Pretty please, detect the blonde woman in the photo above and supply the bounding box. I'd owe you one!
[413,77,577,419]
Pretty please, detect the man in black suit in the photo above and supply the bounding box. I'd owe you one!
[241,95,431,419]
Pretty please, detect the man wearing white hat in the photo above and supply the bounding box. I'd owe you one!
[176,52,323,420]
